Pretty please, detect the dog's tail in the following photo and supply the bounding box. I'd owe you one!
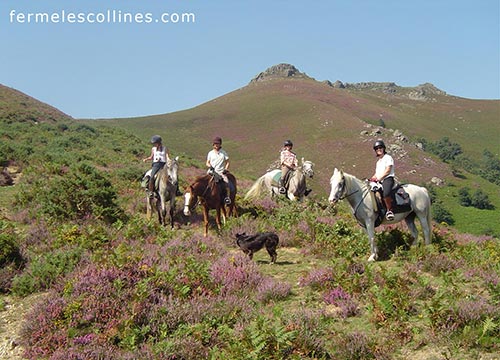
[244,175,267,200]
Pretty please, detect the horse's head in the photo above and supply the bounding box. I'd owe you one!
[301,159,315,179]
[328,168,346,204]
[183,186,196,216]
[166,156,179,186]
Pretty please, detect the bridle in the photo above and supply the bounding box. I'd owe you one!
[333,176,371,219]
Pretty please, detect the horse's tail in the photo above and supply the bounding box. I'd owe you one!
[244,175,266,200]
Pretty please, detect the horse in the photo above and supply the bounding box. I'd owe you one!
[244,158,314,201]
[183,172,237,237]
[328,168,432,262]
[146,156,179,228]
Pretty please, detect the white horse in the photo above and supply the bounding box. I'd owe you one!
[328,168,432,262]
[245,159,314,201]
[146,156,179,228]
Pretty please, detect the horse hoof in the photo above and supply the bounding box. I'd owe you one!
[368,254,378,262]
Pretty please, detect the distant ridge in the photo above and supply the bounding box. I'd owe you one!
[0,84,72,124]
[252,63,447,101]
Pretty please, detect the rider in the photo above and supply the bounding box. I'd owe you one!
[279,139,298,194]
[369,140,395,220]
[142,135,170,197]
[206,136,231,205]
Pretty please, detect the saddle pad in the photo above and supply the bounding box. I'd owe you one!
[272,171,282,186]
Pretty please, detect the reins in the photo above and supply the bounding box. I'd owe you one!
[338,177,371,219]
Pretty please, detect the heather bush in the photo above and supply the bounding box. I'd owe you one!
[255,277,292,303]
[11,247,83,296]
[323,286,360,318]
[210,253,264,295]
[298,267,335,290]
[333,331,377,360]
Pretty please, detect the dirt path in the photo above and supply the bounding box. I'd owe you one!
[0,293,48,360]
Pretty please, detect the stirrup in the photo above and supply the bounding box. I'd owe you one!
[279,187,286,194]
[224,197,231,205]
[385,211,394,221]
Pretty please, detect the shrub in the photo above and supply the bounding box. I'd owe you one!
[0,220,23,267]
[15,162,124,223]
[432,200,455,225]
[11,247,83,296]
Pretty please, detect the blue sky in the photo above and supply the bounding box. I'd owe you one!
[1,0,499,119]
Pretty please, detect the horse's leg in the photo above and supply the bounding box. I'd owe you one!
[404,213,419,246]
[156,198,163,225]
[146,197,152,220]
[202,206,209,237]
[169,197,175,229]
[215,206,223,230]
[365,222,378,262]
[416,210,432,245]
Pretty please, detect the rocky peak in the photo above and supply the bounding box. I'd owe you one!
[250,63,311,83]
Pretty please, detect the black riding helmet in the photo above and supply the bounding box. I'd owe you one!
[373,140,386,150]
[151,135,162,144]
[284,140,293,147]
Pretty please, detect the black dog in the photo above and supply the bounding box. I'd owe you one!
[236,232,279,263]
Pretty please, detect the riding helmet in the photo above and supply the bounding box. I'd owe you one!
[150,135,162,144]
[213,136,222,144]
[373,140,386,150]
[284,140,293,147]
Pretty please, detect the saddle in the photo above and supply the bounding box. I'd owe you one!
[369,181,412,226]
[208,171,234,204]
[272,170,294,191]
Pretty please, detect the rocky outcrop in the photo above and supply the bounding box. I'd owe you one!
[408,83,447,101]
[251,64,447,101]
[250,64,312,83]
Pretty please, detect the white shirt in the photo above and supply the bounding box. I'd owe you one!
[207,148,229,174]
[375,153,394,180]
[152,146,167,163]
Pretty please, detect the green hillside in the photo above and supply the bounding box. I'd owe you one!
[84,65,500,235]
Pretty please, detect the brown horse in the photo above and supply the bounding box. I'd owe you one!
[183,172,237,236]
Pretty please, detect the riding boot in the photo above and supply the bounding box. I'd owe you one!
[224,185,231,205]
[278,179,286,194]
[384,196,394,220]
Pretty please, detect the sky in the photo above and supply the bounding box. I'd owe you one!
[1,0,499,119]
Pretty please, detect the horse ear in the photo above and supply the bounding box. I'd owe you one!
[301,157,305,165]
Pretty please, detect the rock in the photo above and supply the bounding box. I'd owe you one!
[250,64,312,83]
[431,177,444,186]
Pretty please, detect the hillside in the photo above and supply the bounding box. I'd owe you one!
[87,64,500,235]
[0,84,72,124]
[95,64,498,182]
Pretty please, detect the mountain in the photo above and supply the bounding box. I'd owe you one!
[0,84,72,124]
[95,64,499,188]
